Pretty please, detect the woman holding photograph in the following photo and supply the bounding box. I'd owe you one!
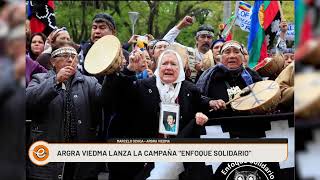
[102,48,225,180]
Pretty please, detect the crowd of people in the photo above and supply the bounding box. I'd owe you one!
[24,10,294,180]
[0,1,26,180]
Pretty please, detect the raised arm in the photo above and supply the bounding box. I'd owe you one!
[101,49,144,110]
[163,16,194,44]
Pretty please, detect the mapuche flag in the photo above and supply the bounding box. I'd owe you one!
[221,14,236,41]
[247,1,281,69]
[27,0,57,37]
[295,0,317,47]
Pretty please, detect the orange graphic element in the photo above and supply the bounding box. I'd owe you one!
[258,5,264,27]
[32,145,49,161]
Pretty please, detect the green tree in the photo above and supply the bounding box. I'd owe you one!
[54,1,294,48]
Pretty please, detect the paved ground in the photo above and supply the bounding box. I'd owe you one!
[98,172,109,180]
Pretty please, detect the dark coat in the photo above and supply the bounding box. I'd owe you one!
[197,65,274,138]
[0,60,25,180]
[197,65,262,118]
[102,68,213,180]
[102,68,211,139]
[0,86,25,180]
[26,70,103,180]
[36,52,53,70]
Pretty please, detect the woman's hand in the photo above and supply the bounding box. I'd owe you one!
[146,68,154,77]
[195,112,208,126]
[209,99,226,111]
[43,31,56,52]
[127,49,143,72]
[145,34,155,41]
[128,35,139,45]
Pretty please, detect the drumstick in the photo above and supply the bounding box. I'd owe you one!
[63,56,76,87]
[209,89,251,112]
[70,56,76,67]
[225,89,251,105]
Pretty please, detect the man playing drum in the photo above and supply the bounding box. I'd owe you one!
[196,40,264,137]
[78,13,129,84]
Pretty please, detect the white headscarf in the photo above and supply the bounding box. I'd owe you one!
[154,49,185,104]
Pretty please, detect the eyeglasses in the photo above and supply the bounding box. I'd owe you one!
[54,53,77,60]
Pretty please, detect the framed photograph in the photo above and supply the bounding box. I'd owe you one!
[159,103,179,135]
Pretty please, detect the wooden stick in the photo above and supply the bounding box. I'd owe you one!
[209,96,242,112]
[70,55,76,67]
[225,96,242,106]
[277,1,284,21]
[209,88,251,112]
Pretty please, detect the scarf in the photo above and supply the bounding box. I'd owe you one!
[219,64,253,86]
[63,78,77,141]
[154,50,185,104]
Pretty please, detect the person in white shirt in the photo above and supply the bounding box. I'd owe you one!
[275,20,288,54]
[163,16,215,83]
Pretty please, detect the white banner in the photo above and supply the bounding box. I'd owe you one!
[28,140,287,166]
[276,23,294,41]
[235,1,252,32]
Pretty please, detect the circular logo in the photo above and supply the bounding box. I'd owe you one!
[28,141,50,166]
[214,162,278,180]
[226,165,268,180]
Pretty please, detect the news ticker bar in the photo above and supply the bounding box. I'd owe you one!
[29,139,288,166]
[105,138,288,143]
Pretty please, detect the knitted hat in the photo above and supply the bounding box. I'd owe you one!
[93,13,116,30]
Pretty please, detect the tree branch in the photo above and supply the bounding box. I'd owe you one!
[159,2,205,38]
[147,1,159,35]
[79,1,87,42]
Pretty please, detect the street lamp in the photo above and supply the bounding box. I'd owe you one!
[128,12,139,36]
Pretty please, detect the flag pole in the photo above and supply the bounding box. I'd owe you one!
[232,1,240,40]
[277,1,284,21]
